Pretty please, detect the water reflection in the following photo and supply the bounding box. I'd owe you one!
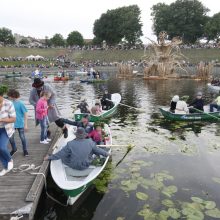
[1,76,220,220]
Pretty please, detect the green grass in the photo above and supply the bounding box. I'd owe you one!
[0,47,220,64]
[0,47,68,58]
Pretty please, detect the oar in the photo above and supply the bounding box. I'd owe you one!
[191,107,220,121]
[97,144,134,147]
[106,98,145,112]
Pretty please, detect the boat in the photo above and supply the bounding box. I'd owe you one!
[80,79,108,84]
[54,76,69,81]
[5,72,22,78]
[207,83,220,93]
[50,124,112,205]
[74,93,121,122]
[159,107,220,122]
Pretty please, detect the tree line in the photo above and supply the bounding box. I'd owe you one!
[0,0,220,47]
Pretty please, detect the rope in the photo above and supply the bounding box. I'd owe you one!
[12,164,68,207]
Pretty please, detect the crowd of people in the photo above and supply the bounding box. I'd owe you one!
[0,79,113,176]
[170,91,220,114]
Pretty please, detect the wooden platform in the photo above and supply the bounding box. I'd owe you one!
[0,120,61,220]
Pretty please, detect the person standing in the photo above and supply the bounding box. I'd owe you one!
[7,89,29,156]
[29,78,68,138]
[0,85,16,176]
[36,91,51,144]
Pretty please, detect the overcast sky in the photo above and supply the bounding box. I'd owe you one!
[0,0,219,42]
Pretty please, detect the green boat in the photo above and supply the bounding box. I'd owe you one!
[80,79,108,83]
[5,72,23,78]
[74,93,121,122]
[50,124,112,205]
[159,108,220,122]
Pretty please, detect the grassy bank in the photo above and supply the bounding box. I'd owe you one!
[0,47,220,64]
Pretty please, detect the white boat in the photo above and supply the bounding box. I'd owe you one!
[207,83,220,93]
[50,124,112,205]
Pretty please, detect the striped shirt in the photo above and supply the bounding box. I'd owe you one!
[0,98,16,137]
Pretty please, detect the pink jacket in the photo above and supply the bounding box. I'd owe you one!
[36,98,48,120]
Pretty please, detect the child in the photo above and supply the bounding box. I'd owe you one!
[36,91,51,144]
[91,100,102,115]
[88,122,109,145]
[7,89,29,157]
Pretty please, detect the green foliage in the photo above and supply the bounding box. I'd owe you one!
[204,12,220,42]
[0,85,8,96]
[50,33,65,47]
[0,27,15,45]
[67,31,84,46]
[93,5,142,45]
[151,0,209,43]
[19,38,29,45]
[44,36,52,47]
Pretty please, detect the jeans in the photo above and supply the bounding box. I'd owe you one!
[39,116,47,141]
[9,128,27,152]
[210,104,220,112]
[0,128,12,169]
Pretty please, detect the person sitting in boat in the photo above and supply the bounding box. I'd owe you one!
[170,95,179,113]
[57,72,62,77]
[77,97,90,114]
[88,122,109,145]
[44,127,110,170]
[188,92,204,113]
[210,92,220,112]
[175,96,189,114]
[61,114,93,133]
[101,90,113,110]
[91,100,102,115]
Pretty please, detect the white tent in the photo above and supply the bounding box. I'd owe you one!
[35,55,44,60]
[26,55,35,60]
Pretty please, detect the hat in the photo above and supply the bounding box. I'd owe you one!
[197,92,202,96]
[75,127,87,139]
[32,78,44,88]
[172,95,179,102]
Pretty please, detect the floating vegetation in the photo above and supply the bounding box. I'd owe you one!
[205,208,220,218]
[212,177,220,185]
[208,143,220,153]
[116,217,125,220]
[162,199,175,208]
[136,192,149,201]
[180,144,198,156]
[161,185,178,198]
[144,146,166,154]
[167,208,181,219]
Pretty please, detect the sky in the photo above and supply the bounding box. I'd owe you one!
[0,0,219,43]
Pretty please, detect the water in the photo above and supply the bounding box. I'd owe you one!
[1,76,220,220]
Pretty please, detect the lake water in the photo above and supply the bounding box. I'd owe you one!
[1,76,220,220]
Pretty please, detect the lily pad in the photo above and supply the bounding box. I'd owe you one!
[167,208,181,219]
[204,201,216,210]
[136,192,149,201]
[157,210,169,220]
[212,177,220,184]
[191,197,204,204]
[116,217,125,220]
[162,185,178,197]
[162,199,175,208]
[138,208,156,219]
[205,208,220,218]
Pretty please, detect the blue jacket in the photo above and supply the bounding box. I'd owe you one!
[48,138,108,170]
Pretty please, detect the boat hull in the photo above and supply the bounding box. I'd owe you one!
[5,74,22,78]
[54,76,69,81]
[80,79,107,84]
[159,108,220,122]
[74,93,121,122]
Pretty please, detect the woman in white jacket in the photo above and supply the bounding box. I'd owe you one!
[175,96,189,114]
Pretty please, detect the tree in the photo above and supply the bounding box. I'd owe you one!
[0,27,15,45]
[50,33,65,47]
[67,31,84,46]
[19,38,29,45]
[204,13,220,42]
[93,5,142,45]
[151,0,209,43]
[44,36,52,47]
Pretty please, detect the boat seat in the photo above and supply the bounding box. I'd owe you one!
[65,167,94,178]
